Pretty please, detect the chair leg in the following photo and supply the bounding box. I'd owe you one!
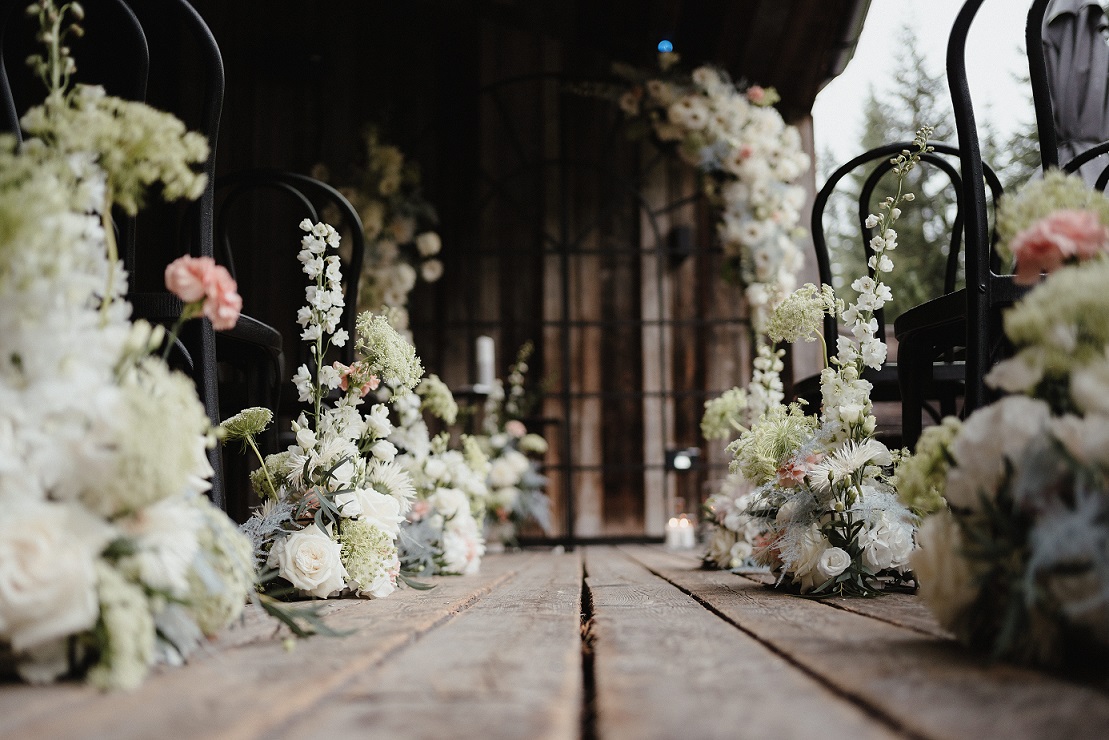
[898,338,926,451]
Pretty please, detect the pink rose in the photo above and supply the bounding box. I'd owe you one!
[1011,209,1109,285]
[505,420,527,438]
[746,85,766,104]
[164,255,212,303]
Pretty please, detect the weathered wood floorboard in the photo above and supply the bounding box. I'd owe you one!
[625,545,1109,740]
[278,550,584,740]
[585,546,901,740]
[0,553,532,740]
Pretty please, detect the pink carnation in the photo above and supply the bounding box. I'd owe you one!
[164,255,212,303]
[1011,209,1109,285]
[333,361,380,397]
[505,420,527,438]
[164,255,242,330]
[746,85,766,104]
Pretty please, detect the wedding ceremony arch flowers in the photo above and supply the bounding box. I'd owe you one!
[905,172,1109,668]
[239,220,423,601]
[614,53,810,335]
[0,0,254,690]
[704,129,933,595]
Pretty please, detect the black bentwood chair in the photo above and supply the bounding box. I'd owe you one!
[213,169,367,447]
[0,0,230,508]
[793,142,1001,447]
[894,0,1028,450]
[896,0,1109,449]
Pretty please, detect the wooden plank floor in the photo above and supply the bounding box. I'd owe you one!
[2,546,1108,739]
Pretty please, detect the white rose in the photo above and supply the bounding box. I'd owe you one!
[0,499,115,652]
[911,512,981,634]
[817,547,851,579]
[358,489,405,537]
[370,440,397,463]
[789,524,827,577]
[488,457,520,489]
[415,231,442,257]
[430,487,470,520]
[268,525,348,598]
[420,258,444,283]
[705,527,736,568]
[946,396,1051,511]
[729,540,754,568]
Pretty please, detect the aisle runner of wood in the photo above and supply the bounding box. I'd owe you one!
[2,547,1107,739]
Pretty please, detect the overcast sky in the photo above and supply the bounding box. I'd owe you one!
[813,0,1032,166]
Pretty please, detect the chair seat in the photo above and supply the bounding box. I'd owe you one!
[218,314,283,353]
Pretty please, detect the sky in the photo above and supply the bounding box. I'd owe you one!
[813,0,1033,167]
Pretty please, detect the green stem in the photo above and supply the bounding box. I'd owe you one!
[246,434,278,499]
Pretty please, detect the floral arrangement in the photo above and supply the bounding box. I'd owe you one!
[702,474,769,570]
[906,171,1109,667]
[324,127,444,336]
[237,220,425,601]
[0,1,254,689]
[698,129,934,595]
[477,342,552,546]
[388,377,489,576]
[613,52,810,334]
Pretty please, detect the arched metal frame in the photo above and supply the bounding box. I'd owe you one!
[465,72,745,544]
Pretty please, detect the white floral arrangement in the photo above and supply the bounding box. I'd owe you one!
[0,1,254,690]
[702,475,770,571]
[237,221,425,601]
[388,377,488,576]
[477,342,552,545]
[905,172,1109,667]
[614,52,810,334]
[699,129,933,596]
[321,127,443,336]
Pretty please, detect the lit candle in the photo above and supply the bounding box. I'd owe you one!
[476,335,495,390]
[678,516,695,549]
[665,517,682,549]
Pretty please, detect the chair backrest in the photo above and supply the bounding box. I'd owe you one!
[1028,0,1109,188]
[0,0,149,137]
[215,169,367,366]
[811,141,1002,351]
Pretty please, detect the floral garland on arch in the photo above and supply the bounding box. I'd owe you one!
[900,171,1109,668]
[320,127,444,338]
[237,220,425,601]
[614,52,811,335]
[0,1,255,690]
[698,129,933,595]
